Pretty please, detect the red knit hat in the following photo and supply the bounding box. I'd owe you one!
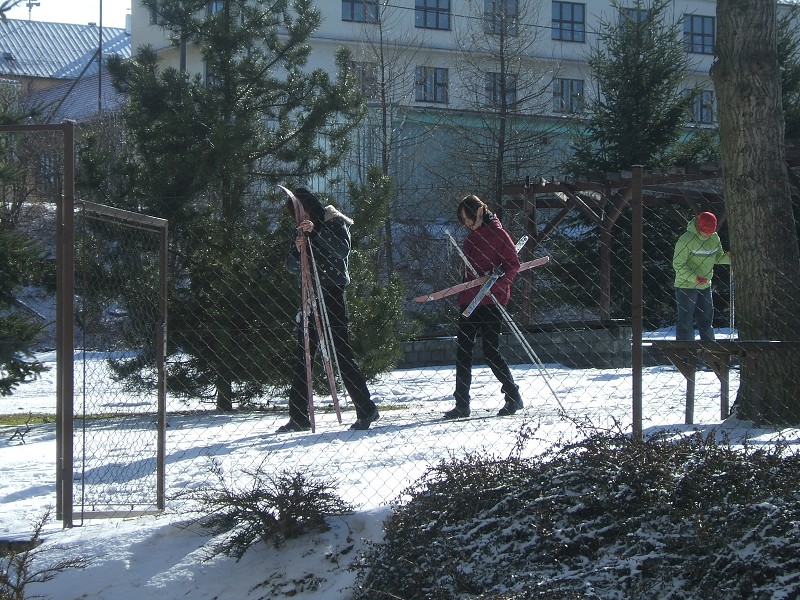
[696,212,717,234]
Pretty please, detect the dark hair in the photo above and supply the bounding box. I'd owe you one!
[457,195,490,226]
[294,186,326,225]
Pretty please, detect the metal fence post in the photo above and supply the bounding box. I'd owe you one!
[631,165,644,440]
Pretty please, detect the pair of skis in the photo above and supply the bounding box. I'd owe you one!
[278,185,342,432]
[413,256,550,306]
[413,234,550,312]
[459,235,538,316]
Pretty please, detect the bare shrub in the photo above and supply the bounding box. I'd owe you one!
[184,458,353,561]
[0,509,89,600]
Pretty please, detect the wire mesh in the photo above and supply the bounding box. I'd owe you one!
[60,170,780,518]
[3,122,795,527]
[72,204,166,517]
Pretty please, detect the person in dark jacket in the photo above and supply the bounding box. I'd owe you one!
[278,187,379,432]
[672,211,731,341]
[445,195,523,419]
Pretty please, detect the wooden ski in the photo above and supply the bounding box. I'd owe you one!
[278,185,341,431]
[413,256,550,303]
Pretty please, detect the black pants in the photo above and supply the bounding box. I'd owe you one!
[454,304,517,404]
[289,285,376,422]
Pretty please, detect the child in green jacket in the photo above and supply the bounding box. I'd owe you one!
[672,212,731,341]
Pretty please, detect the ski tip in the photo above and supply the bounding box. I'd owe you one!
[412,295,433,302]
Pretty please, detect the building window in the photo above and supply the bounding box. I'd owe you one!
[485,72,517,107]
[415,0,450,31]
[415,66,448,103]
[621,7,648,24]
[350,61,379,99]
[342,0,379,23]
[690,89,715,124]
[208,0,224,14]
[485,0,518,36]
[553,78,584,113]
[684,15,715,55]
[551,2,585,42]
[206,62,221,88]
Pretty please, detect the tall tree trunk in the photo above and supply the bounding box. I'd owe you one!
[494,114,507,222]
[216,376,234,412]
[711,0,800,424]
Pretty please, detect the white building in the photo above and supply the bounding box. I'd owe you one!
[130,1,718,117]
[127,1,746,207]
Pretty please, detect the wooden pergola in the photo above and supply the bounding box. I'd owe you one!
[503,167,723,321]
[503,142,800,322]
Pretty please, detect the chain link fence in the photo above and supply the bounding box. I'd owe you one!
[71,200,168,519]
[59,167,776,520]
[3,119,795,523]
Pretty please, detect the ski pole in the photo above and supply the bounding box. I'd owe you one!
[280,184,341,428]
[297,237,316,430]
[307,241,345,421]
[299,238,341,425]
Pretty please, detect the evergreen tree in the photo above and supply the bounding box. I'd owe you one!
[346,167,406,379]
[562,0,708,326]
[0,79,48,395]
[90,0,365,410]
[0,231,47,396]
[567,0,698,174]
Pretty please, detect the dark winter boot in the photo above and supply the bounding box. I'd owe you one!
[444,395,470,419]
[497,384,523,416]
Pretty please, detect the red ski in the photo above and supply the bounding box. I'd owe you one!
[413,256,550,303]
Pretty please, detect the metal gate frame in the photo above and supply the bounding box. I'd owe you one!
[72,200,168,523]
[0,121,168,527]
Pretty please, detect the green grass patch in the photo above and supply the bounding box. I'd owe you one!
[0,413,54,426]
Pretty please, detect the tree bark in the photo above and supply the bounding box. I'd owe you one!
[711,0,800,424]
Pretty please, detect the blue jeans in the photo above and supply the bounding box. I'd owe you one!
[675,287,715,341]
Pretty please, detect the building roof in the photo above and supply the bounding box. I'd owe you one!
[0,18,130,81]
[28,70,125,123]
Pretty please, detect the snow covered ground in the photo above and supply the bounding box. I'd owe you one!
[1,337,790,600]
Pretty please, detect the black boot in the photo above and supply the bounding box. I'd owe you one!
[444,395,470,419]
[497,384,523,416]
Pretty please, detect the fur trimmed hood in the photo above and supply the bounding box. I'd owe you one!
[324,205,354,225]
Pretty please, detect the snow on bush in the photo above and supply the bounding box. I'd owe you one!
[354,431,800,599]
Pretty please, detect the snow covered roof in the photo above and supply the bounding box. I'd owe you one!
[0,18,130,81]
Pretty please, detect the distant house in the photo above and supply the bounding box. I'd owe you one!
[0,18,131,122]
[28,70,125,124]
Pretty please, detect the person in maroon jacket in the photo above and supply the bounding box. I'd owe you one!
[445,195,523,419]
